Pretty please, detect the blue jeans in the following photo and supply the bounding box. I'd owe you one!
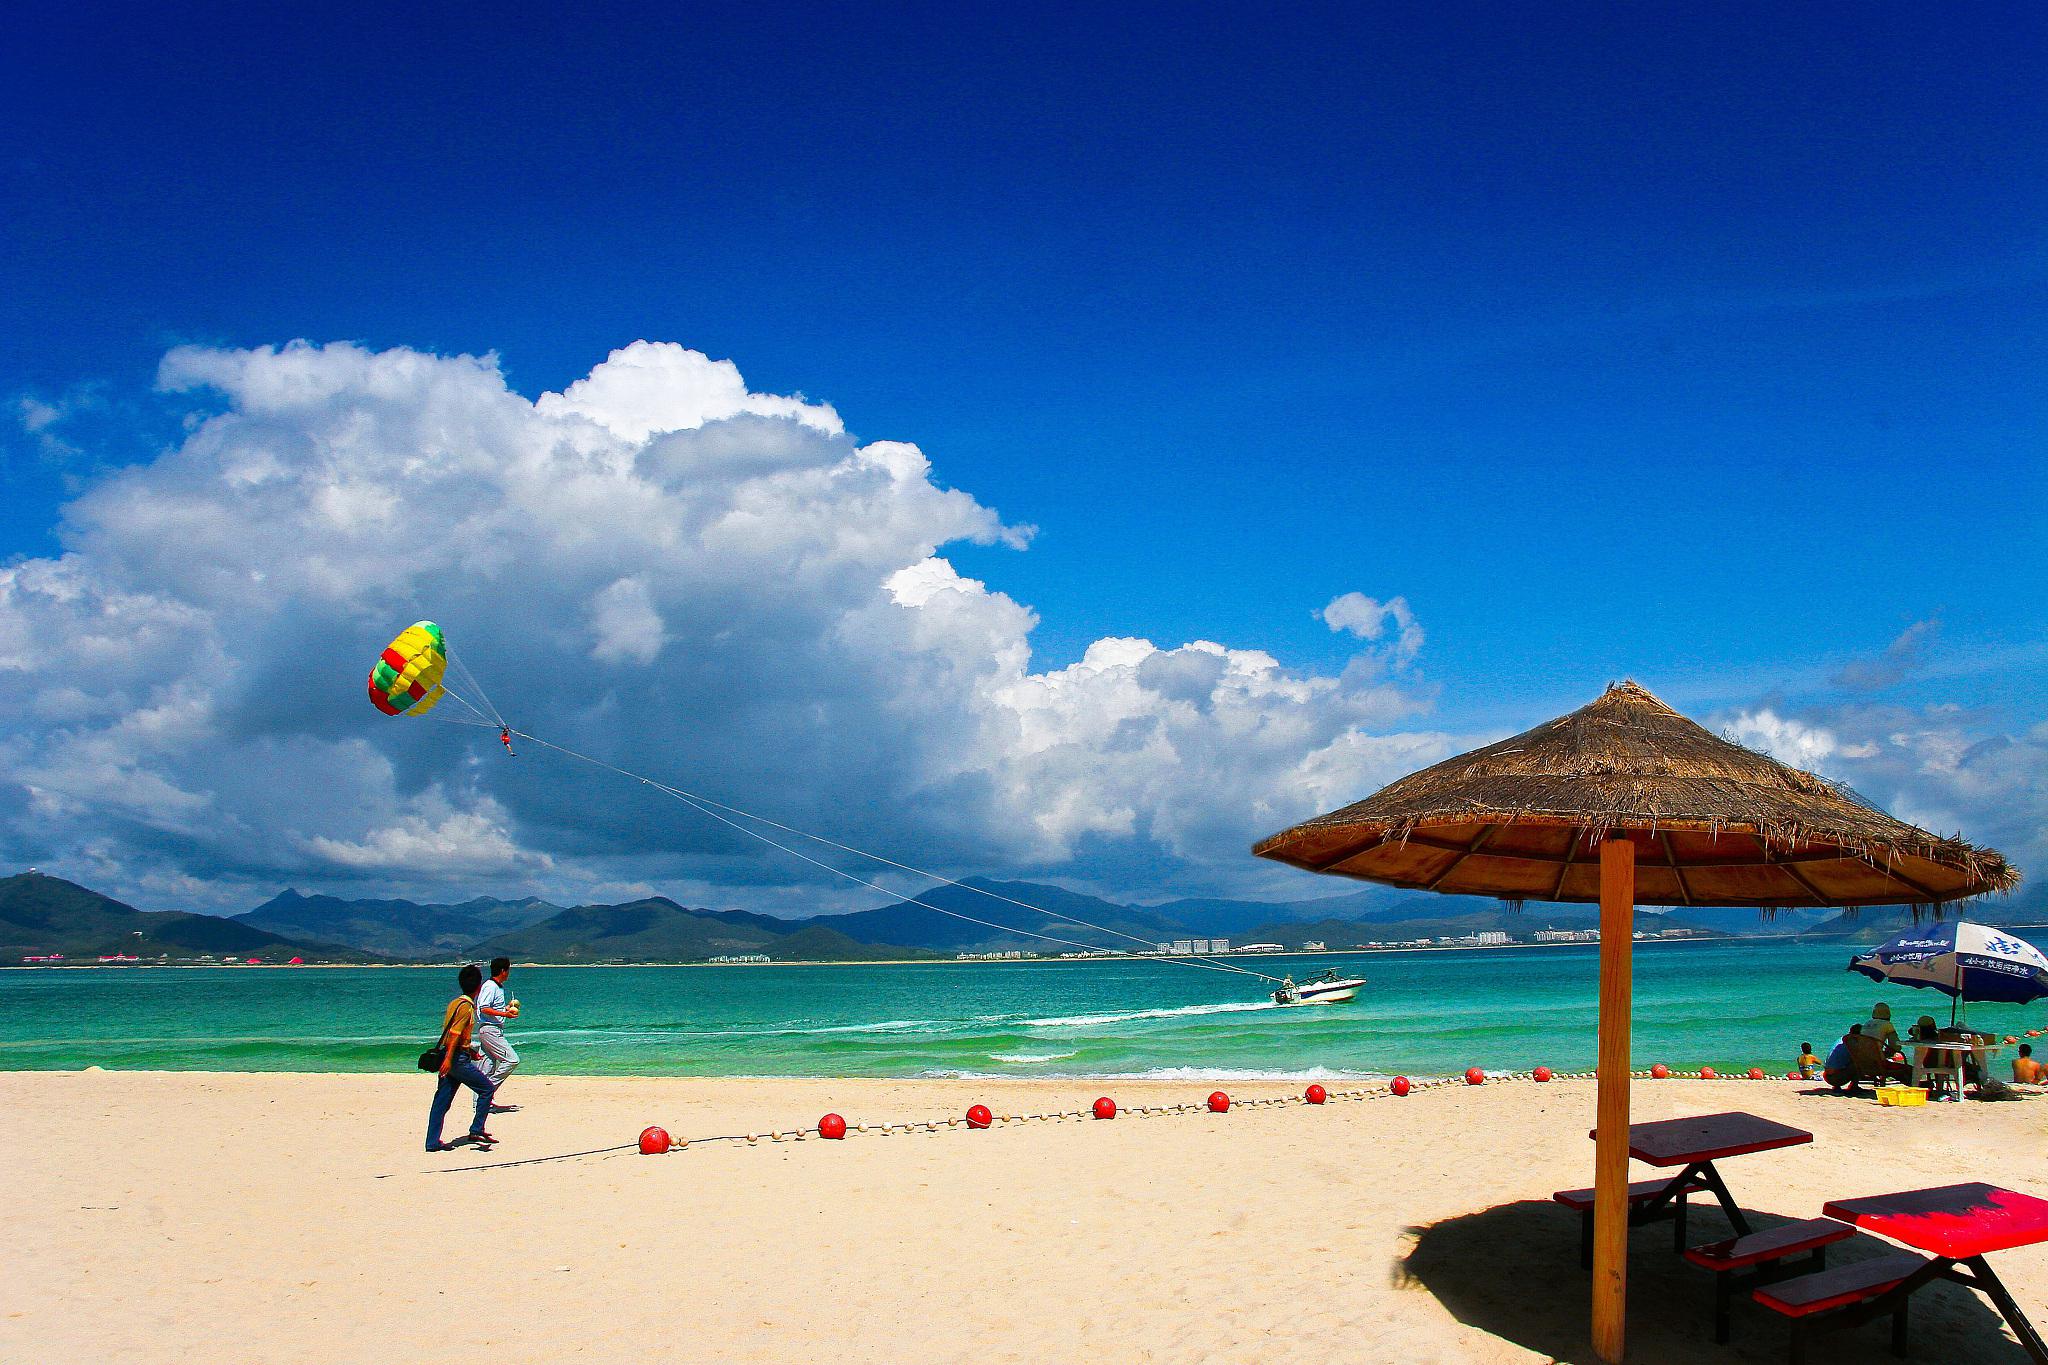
[426,1053,494,1150]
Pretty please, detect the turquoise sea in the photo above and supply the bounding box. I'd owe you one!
[3,939,2043,1079]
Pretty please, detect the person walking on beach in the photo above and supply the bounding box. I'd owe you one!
[425,963,495,1152]
[476,956,521,1112]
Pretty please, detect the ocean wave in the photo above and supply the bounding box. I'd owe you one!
[986,1050,1079,1064]
[917,1064,1390,1082]
[1018,1001,1281,1029]
[517,1017,952,1041]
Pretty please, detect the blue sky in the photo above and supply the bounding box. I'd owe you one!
[3,5,2044,911]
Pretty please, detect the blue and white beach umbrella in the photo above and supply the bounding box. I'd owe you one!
[1849,921,2048,1008]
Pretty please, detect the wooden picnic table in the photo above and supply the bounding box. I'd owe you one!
[1821,1182,2048,1363]
[1588,1110,1812,1238]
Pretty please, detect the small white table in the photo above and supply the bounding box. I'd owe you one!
[1909,1039,2005,1100]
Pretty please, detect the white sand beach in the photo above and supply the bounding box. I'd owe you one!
[4,1071,2045,1364]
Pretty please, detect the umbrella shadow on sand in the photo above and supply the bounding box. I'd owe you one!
[1395,1199,2030,1363]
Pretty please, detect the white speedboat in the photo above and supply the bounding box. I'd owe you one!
[1272,969,1364,1006]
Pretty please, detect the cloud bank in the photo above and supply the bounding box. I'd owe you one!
[1721,700,2045,898]
[2,341,1451,911]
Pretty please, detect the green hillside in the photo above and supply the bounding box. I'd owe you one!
[0,873,361,963]
[237,890,562,958]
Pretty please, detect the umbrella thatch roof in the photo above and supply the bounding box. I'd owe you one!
[1254,681,2017,910]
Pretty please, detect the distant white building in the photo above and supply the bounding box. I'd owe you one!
[1301,941,1326,952]
[709,953,770,964]
[1236,942,1285,954]
[1169,939,1194,955]
[1534,929,1599,943]
[1474,930,1509,946]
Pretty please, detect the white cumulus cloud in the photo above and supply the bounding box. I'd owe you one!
[0,339,1447,911]
[1318,592,1424,667]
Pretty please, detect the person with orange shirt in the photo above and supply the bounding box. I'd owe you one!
[425,963,496,1152]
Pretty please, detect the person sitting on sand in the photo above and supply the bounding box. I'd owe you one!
[476,956,521,1112]
[1821,1026,1863,1093]
[2014,1043,2043,1086]
[1795,1042,1822,1080]
[425,964,496,1153]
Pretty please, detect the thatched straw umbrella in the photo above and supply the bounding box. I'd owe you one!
[1255,680,2016,1364]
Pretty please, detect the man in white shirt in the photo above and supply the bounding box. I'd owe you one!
[476,957,521,1111]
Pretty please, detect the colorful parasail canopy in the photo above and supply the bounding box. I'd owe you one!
[367,621,447,717]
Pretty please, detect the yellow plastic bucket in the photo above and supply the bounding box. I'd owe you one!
[1876,1085,1928,1107]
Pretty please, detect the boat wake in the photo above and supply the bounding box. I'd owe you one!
[919,1064,1387,1082]
[1017,1001,1284,1029]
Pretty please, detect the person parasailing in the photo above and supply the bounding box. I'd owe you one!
[365,620,1314,996]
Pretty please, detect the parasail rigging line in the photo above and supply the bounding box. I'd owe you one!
[504,728,1283,984]
[446,649,506,729]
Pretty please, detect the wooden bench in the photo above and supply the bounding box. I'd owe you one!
[1553,1174,1708,1269]
[1752,1252,1930,1364]
[1684,1217,1855,1342]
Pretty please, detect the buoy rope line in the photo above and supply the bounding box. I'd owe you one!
[504,727,1284,984]
[425,1067,1827,1173]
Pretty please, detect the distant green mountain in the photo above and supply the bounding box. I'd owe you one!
[804,878,1177,952]
[1799,903,2046,944]
[237,889,561,958]
[473,897,774,962]
[0,873,361,963]
[21,864,1933,971]
[472,897,937,963]
[763,923,941,962]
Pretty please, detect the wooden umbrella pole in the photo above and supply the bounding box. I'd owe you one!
[1591,835,1636,1364]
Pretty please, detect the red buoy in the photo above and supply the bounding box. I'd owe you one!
[1650,1063,1670,1080]
[1092,1096,1117,1120]
[1786,1070,1801,1080]
[1304,1083,1328,1104]
[638,1126,671,1155]
[1390,1076,1411,1097]
[1532,1066,1553,1083]
[1700,1066,1718,1081]
[965,1104,992,1129]
[1747,1067,1765,1080]
[818,1112,847,1140]
[1206,1090,1230,1113]
[1463,1066,1485,1086]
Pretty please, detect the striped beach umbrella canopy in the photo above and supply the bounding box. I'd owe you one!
[1850,921,2048,1006]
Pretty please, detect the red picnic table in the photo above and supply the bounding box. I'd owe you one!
[1589,1111,1813,1239]
[1817,1183,2048,1363]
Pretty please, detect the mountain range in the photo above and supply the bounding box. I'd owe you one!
[0,874,365,962]
[7,868,2040,966]
[240,890,563,959]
